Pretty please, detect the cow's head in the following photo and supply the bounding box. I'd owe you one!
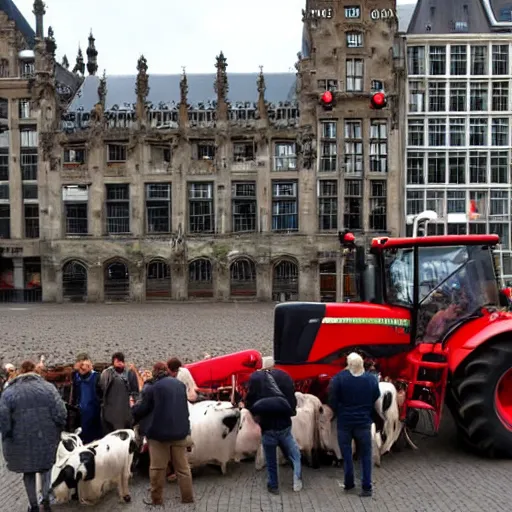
[51,448,96,492]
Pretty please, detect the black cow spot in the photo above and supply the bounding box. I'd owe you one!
[112,431,129,441]
[129,440,138,454]
[79,450,96,481]
[382,391,392,414]
[52,465,77,490]
[222,414,239,436]
[204,410,208,415]
[63,438,76,452]
[88,447,97,456]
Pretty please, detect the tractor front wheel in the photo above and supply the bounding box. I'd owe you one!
[449,340,512,458]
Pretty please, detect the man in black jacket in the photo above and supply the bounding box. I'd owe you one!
[244,368,302,494]
[132,362,194,506]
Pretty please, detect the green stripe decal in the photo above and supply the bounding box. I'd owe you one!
[322,317,410,327]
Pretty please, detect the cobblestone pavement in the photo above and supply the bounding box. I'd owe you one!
[1,303,512,511]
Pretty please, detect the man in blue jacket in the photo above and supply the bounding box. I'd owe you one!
[328,352,380,497]
[132,362,194,506]
[245,368,302,494]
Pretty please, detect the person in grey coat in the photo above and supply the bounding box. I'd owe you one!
[0,360,67,512]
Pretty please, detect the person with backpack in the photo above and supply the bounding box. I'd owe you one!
[99,352,139,433]
[244,368,302,494]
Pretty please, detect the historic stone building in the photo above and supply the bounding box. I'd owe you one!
[404,0,512,281]
[0,0,409,303]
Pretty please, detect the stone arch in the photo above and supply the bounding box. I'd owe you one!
[146,258,171,300]
[62,259,88,302]
[319,261,337,302]
[188,258,213,298]
[230,257,256,297]
[272,257,299,301]
[104,258,130,301]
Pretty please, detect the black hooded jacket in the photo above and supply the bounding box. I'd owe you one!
[244,369,297,433]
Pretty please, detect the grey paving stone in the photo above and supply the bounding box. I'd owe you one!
[0,303,511,511]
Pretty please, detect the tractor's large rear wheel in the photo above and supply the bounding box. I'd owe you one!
[448,340,512,457]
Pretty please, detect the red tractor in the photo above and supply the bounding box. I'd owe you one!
[271,230,512,458]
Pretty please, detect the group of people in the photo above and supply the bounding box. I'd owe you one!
[0,350,381,510]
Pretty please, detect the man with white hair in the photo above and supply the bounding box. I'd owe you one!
[2,364,16,390]
[328,352,380,497]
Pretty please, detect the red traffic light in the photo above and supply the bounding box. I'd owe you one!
[338,229,356,247]
[371,91,387,109]
[321,90,333,104]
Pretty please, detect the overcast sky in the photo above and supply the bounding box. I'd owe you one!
[14,0,416,75]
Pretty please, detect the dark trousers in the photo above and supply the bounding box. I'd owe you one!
[261,427,302,490]
[23,471,50,508]
[338,425,372,491]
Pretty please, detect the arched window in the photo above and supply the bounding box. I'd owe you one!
[188,258,213,298]
[230,258,256,297]
[104,260,130,301]
[146,260,171,300]
[272,259,298,301]
[62,260,88,302]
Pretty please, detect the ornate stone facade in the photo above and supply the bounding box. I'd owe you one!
[0,0,409,303]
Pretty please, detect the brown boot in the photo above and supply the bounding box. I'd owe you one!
[178,475,194,503]
[148,468,165,505]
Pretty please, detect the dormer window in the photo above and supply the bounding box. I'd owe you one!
[346,32,363,48]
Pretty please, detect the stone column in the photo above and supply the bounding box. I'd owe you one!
[257,260,272,301]
[9,109,22,239]
[215,261,229,300]
[41,260,58,302]
[299,261,317,302]
[130,262,144,302]
[87,263,102,302]
[12,256,24,301]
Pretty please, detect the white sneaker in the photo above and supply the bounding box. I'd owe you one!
[293,476,303,492]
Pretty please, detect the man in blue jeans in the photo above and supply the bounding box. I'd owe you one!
[245,368,302,494]
[328,352,380,497]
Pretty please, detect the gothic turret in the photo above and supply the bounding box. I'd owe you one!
[33,0,45,39]
[214,51,228,121]
[86,30,98,75]
[72,47,85,75]
[135,55,149,124]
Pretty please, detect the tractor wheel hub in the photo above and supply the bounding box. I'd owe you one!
[495,367,512,430]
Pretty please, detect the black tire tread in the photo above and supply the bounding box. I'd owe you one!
[449,339,512,458]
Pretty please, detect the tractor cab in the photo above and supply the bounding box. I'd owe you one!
[274,226,512,457]
[359,233,501,345]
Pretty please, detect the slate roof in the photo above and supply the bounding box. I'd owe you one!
[0,0,35,47]
[407,0,512,34]
[68,73,297,112]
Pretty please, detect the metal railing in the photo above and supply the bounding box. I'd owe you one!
[0,288,42,303]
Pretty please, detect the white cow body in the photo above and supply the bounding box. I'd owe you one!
[51,429,136,505]
[317,404,355,463]
[234,408,261,462]
[187,401,241,474]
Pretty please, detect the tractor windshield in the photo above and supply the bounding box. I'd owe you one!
[383,244,499,343]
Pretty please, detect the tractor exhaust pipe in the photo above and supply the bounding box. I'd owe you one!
[407,210,439,238]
